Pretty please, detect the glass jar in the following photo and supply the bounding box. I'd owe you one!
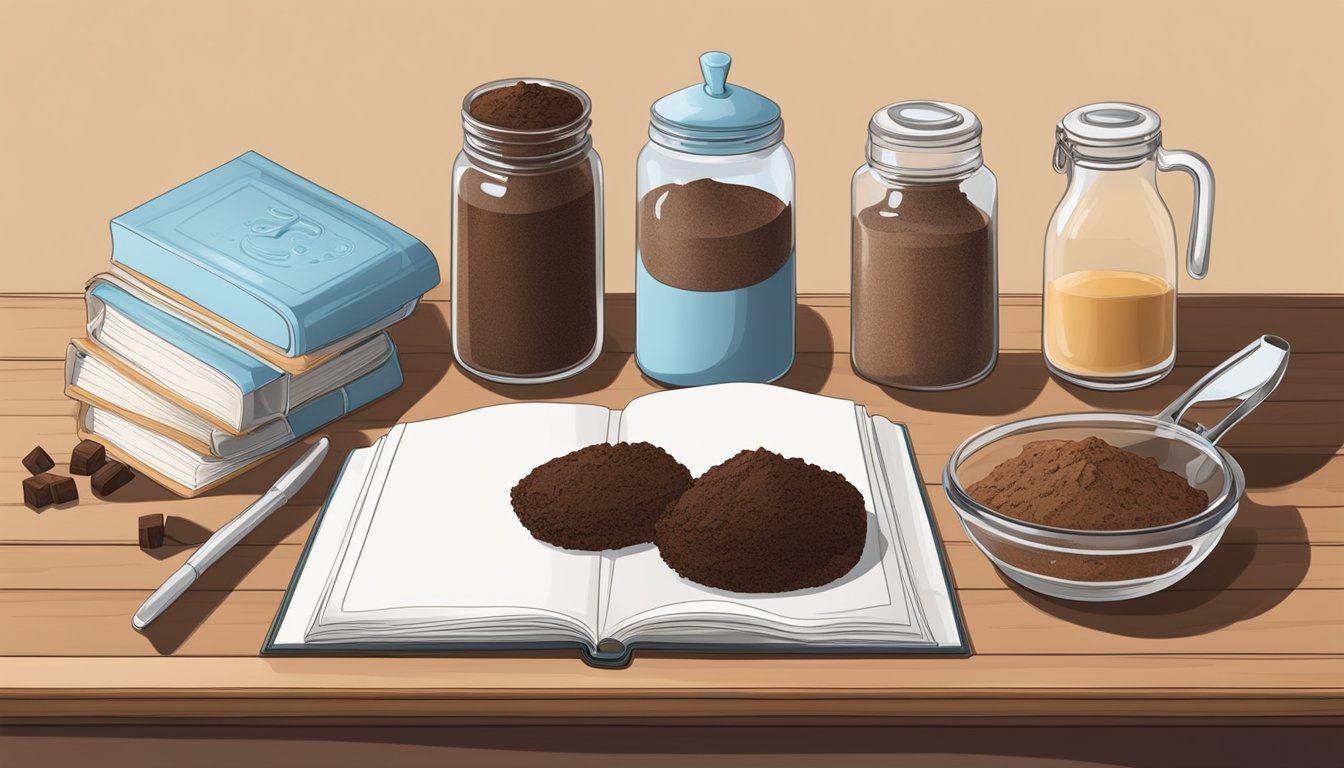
[1044,102,1214,390]
[452,78,604,384]
[636,52,795,386]
[851,101,998,390]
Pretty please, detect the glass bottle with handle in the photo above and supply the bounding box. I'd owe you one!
[1043,102,1214,390]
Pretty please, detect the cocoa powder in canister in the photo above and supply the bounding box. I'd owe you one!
[639,179,792,291]
[852,186,995,388]
[655,449,868,593]
[966,437,1209,583]
[511,442,693,551]
[456,81,599,379]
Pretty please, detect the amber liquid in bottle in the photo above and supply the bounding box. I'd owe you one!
[1045,269,1174,375]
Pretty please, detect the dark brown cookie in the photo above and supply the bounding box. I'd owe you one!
[655,449,868,593]
[511,442,693,552]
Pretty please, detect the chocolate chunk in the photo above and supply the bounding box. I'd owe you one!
[22,472,77,510]
[22,445,55,475]
[47,474,78,504]
[70,439,107,475]
[22,474,53,509]
[91,461,136,497]
[138,513,165,549]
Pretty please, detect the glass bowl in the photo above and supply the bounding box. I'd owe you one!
[942,335,1288,602]
[944,413,1243,601]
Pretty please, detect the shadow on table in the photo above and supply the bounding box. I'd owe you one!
[872,352,1049,416]
[1006,500,1309,638]
[136,517,216,561]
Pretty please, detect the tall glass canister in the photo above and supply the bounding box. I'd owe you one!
[452,78,604,384]
[851,101,998,390]
[635,52,795,386]
[1044,102,1214,390]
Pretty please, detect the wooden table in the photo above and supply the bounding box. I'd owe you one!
[2,293,1341,765]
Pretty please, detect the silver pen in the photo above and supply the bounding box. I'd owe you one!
[133,437,330,631]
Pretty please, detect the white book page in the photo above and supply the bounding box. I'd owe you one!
[603,384,917,642]
[871,417,963,648]
[271,444,376,647]
[318,403,612,641]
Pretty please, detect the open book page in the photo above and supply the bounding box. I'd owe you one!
[309,403,612,645]
[271,443,377,647]
[601,384,929,646]
[869,416,963,647]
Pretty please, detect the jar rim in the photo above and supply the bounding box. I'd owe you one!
[461,78,594,171]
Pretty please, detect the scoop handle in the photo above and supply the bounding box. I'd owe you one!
[1157,335,1290,444]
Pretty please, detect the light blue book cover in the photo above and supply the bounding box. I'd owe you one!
[110,151,439,356]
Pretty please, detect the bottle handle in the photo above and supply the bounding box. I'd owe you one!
[1156,147,1215,279]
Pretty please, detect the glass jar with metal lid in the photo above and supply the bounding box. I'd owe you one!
[636,51,795,387]
[851,100,998,390]
[1044,102,1215,390]
[452,78,604,384]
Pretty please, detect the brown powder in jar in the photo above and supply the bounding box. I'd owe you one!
[511,442,693,551]
[455,161,598,378]
[639,179,792,292]
[654,449,867,593]
[468,81,583,130]
[852,186,994,388]
[966,437,1209,531]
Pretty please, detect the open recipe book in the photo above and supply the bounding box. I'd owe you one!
[266,384,966,666]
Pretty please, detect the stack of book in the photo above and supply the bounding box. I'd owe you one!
[64,151,440,497]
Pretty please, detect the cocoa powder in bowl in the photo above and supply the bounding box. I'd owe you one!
[511,442,692,551]
[965,436,1209,582]
[639,179,792,292]
[655,449,867,593]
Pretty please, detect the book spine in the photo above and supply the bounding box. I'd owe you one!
[581,640,633,669]
[285,337,402,438]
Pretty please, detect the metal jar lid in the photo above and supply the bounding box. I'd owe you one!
[867,101,984,180]
[1054,102,1162,169]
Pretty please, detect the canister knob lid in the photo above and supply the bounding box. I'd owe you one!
[648,52,784,155]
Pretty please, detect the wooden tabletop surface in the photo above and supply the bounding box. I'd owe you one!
[2,293,1341,721]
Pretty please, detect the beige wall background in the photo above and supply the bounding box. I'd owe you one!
[0,0,1340,299]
